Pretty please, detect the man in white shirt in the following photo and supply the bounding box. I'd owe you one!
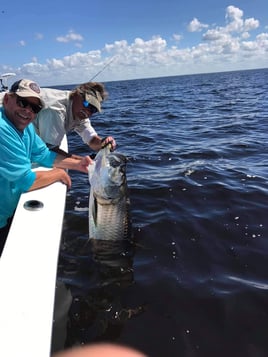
[33,81,116,154]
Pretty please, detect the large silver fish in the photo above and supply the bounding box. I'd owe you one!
[88,146,132,241]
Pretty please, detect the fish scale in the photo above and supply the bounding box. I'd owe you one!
[88,146,132,241]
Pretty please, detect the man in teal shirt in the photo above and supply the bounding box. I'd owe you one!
[0,79,93,253]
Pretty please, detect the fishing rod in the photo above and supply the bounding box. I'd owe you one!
[89,56,117,81]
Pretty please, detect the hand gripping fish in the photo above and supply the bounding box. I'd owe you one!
[88,146,132,241]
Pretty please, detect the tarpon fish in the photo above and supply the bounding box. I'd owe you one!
[88,146,132,241]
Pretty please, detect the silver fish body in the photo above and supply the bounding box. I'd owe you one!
[88,146,131,241]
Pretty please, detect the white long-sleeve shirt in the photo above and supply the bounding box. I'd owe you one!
[33,88,98,147]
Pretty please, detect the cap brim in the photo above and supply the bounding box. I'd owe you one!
[16,91,45,108]
[84,93,101,112]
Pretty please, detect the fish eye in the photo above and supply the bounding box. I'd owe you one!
[109,155,123,168]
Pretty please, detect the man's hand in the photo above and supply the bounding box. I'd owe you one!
[101,136,116,151]
[75,156,93,173]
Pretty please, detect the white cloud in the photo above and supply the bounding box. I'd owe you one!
[19,40,26,46]
[202,5,262,57]
[244,18,259,32]
[241,41,258,52]
[35,33,44,40]
[172,34,182,42]
[225,5,259,33]
[203,29,229,42]
[241,32,250,39]
[4,6,267,86]
[187,17,208,32]
[256,33,268,48]
[56,30,83,43]
[105,40,128,53]
[225,5,243,23]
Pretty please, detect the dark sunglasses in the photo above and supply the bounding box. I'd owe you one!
[82,99,98,114]
[16,95,42,114]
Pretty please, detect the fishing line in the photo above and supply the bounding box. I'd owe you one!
[89,56,117,81]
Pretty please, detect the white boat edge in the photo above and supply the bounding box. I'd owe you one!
[0,135,68,357]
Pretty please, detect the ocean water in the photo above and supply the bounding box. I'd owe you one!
[53,68,268,357]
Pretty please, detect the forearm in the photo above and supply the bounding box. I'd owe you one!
[53,153,92,173]
[88,135,103,151]
[28,169,70,191]
[53,155,81,170]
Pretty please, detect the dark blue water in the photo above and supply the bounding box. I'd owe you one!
[53,68,268,357]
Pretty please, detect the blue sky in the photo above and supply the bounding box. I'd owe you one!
[1,0,267,86]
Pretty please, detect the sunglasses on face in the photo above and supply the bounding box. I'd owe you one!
[16,95,42,114]
[82,99,98,114]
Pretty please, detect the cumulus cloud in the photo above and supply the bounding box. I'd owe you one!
[172,33,183,42]
[225,5,259,33]
[244,18,259,32]
[5,5,267,86]
[202,4,262,59]
[187,17,208,32]
[56,30,83,43]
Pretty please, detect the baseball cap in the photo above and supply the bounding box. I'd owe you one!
[84,91,102,112]
[76,83,106,112]
[10,79,45,107]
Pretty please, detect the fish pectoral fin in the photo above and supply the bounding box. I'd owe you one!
[92,196,98,226]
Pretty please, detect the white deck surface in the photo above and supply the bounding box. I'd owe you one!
[0,138,68,357]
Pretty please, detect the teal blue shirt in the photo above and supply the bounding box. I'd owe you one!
[0,107,57,228]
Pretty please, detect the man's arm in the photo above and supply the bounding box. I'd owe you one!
[28,168,72,190]
[29,154,93,191]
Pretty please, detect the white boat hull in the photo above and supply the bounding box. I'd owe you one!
[0,136,68,357]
